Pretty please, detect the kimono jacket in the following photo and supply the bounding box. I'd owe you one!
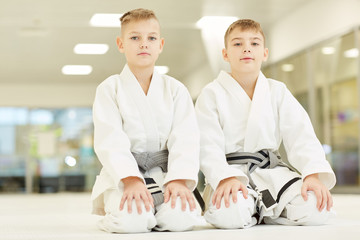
[91,65,200,215]
[195,70,336,217]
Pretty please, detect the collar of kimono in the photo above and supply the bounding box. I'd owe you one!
[216,70,252,105]
[119,64,161,152]
[120,64,161,97]
[216,71,277,152]
[245,72,277,152]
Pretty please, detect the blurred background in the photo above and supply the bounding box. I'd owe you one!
[0,0,359,194]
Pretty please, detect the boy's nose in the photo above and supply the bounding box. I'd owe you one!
[140,41,148,49]
[243,49,250,53]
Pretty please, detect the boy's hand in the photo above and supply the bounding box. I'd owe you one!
[164,180,196,211]
[120,176,154,214]
[212,177,248,209]
[301,173,333,211]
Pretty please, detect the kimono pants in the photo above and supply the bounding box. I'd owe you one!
[97,166,205,233]
[203,182,333,229]
[203,151,334,229]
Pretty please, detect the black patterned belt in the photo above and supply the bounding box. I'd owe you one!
[226,150,301,222]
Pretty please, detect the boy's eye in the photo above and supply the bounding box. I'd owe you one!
[252,42,259,46]
[130,36,139,40]
[234,43,241,46]
[149,36,157,41]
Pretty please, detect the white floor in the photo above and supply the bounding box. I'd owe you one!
[1,193,360,240]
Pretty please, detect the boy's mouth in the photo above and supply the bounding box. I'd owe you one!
[241,57,254,61]
[138,52,150,56]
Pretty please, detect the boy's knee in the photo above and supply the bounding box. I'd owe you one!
[283,192,333,225]
[155,197,204,232]
[204,192,256,229]
[100,212,156,233]
[100,200,156,233]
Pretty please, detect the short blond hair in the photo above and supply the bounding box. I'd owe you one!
[224,19,265,48]
[120,8,158,28]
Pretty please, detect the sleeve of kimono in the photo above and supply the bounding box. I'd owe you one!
[93,79,143,189]
[164,84,200,191]
[195,86,249,190]
[278,85,336,189]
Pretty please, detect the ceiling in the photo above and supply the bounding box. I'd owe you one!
[0,0,312,86]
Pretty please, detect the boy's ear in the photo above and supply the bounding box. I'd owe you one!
[116,36,125,53]
[222,48,229,62]
[263,47,269,62]
[159,38,165,53]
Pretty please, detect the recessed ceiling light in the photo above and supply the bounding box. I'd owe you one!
[61,65,93,75]
[281,64,294,72]
[196,16,238,29]
[155,66,169,74]
[321,47,335,55]
[90,13,123,27]
[343,48,359,58]
[74,44,109,55]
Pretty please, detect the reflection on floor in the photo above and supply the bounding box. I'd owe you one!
[1,193,360,240]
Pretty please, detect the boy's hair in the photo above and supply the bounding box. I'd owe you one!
[120,8,158,28]
[224,19,265,48]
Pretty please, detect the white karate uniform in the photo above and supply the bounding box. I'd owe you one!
[91,64,203,233]
[195,70,336,228]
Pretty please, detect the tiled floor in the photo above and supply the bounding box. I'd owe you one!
[1,193,360,240]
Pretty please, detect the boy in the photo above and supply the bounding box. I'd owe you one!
[195,19,336,228]
[91,8,203,233]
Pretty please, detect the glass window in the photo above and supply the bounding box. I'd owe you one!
[265,52,310,115]
[312,32,359,186]
[0,107,100,193]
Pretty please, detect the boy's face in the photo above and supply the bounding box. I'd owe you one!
[117,19,164,69]
[222,28,268,75]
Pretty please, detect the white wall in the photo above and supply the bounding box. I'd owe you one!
[0,83,97,108]
[268,0,360,63]
[182,63,214,100]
